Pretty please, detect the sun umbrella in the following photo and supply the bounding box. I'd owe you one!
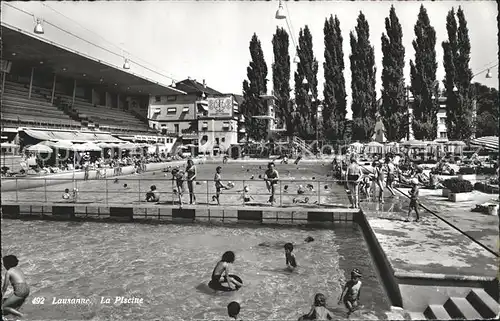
[119,142,137,149]
[447,140,466,146]
[79,142,102,152]
[26,143,53,153]
[97,142,113,148]
[402,140,426,147]
[350,142,363,147]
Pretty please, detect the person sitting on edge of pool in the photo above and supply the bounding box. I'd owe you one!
[238,185,254,203]
[209,251,243,291]
[2,255,30,318]
[300,293,334,320]
[338,268,363,316]
[171,168,185,208]
[227,301,241,320]
[146,185,160,202]
[62,188,71,201]
[284,243,297,271]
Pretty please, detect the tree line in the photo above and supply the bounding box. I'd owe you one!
[239,5,498,143]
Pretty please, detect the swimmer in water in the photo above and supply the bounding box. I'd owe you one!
[301,293,334,320]
[2,255,30,317]
[227,301,241,320]
[210,251,243,291]
[338,269,363,316]
[284,243,297,270]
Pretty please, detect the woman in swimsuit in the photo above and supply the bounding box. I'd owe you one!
[373,160,385,203]
[345,155,362,208]
[2,255,30,317]
[186,159,197,205]
[209,251,243,291]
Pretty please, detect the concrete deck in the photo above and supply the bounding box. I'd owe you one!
[361,195,498,281]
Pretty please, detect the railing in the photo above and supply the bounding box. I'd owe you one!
[292,136,314,155]
[1,177,353,208]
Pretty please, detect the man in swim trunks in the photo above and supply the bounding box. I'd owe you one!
[2,255,30,317]
[338,269,362,316]
[210,251,243,291]
[346,155,363,208]
[264,162,279,205]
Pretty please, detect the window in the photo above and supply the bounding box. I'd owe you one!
[155,96,161,102]
[167,95,177,102]
[216,138,220,145]
[174,124,179,133]
[167,107,177,114]
[202,122,208,129]
[221,137,225,143]
[182,106,189,113]
[161,124,167,128]
[440,117,446,124]
[152,124,156,129]
[440,132,447,139]
[222,122,230,128]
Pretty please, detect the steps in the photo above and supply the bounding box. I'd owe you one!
[412,288,499,320]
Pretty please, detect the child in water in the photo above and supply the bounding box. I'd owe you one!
[284,243,297,271]
[210,251,243,291]
[2,255,30,317]
[300,293,334,320]
[338,269,363,316]
[239,186,254,203]
[227,301,241,320]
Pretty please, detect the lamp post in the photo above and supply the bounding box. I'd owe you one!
[405,86,411,140]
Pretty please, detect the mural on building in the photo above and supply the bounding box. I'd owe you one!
[207,97,233,117]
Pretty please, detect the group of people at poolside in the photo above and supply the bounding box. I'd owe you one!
[209,246,363,320]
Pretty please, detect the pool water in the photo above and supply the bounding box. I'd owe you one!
[1,220,390,320]
[2,162,351,206]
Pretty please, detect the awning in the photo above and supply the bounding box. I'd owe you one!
[23,129,123,143]
[470,136,499,151]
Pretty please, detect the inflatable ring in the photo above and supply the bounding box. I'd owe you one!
[208,274,243,292]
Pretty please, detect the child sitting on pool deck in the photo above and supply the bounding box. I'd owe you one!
[62,188,71,201]
[284,243,297,270]
[209,251,243,291]
[300,293,334,320]
[239,185,254,203]
[227,301,241,320]
[2,255,30,318]
[146,185,160,202]
[338,269,362,316]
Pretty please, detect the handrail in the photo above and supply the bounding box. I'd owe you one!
[359,164,499,258]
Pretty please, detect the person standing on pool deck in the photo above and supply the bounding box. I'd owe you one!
[2,255,30,318]
[171,168,185,207]
[373,160,385,203]
[186,159,197,205]
[210,251,243,291]
[345,155,362,209]
[214,166,228,205]
[384,156,397,198]
[338,269,362,316]
[264,162,279,204]
[406,178,420,222]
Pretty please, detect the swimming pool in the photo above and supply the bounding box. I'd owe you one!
[1,220,390,320]
[1,162,351,206]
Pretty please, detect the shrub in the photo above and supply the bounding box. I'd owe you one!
[442,178,473,193]
[458,167,475,175]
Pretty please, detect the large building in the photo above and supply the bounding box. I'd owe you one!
[147,78,241,154]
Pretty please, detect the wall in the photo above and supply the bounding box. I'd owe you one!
[198,119,238,151]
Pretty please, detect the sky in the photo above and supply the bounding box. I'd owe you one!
[1,1,498,118]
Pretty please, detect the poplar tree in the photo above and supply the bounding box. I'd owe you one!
[350,11,377,142]
[293,25,319,139]
[272,27,292,136]
[381,5,406,142]
[409,5,438,140]
[443,6,473,140]
[241,33,268,141]
[323,15,347,144]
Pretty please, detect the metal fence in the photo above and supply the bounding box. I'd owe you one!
[1,177,354,207]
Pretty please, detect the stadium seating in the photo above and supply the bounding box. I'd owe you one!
[1,81,81,128]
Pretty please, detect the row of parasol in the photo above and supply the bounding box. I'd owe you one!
[20,141,154,154]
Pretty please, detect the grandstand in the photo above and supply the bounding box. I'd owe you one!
[1,23,185,143]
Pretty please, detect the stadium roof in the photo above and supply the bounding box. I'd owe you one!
[1,23,186,96]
